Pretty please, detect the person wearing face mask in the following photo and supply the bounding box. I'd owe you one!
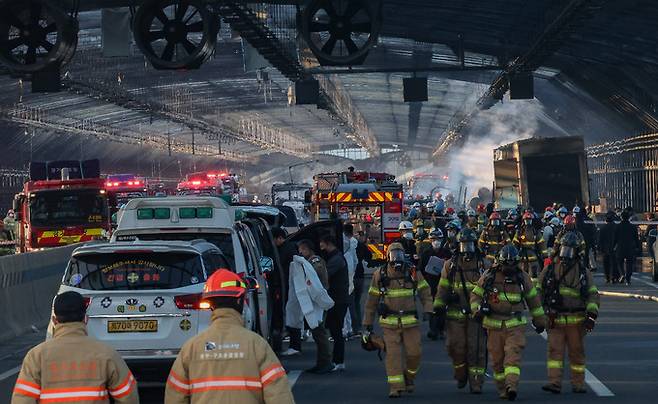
[398,221,417,263]
[434,228,486,394]
[471,245,547,401]
[538,233,599,394]
[513,212,548,282]
[363,243,433,398]
[445,220,462,253]
[548,215,586,264]
[478,212,511,268]
[419,229,452,340]
[556,206,569,224]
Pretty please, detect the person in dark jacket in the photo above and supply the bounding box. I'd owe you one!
[614,211,640,285]
[320,234,349,371]
[598,211,619,283]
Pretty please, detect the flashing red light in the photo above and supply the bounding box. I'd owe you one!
[175,294,211,310]
[192,181,202,185]
[442,175,449,180]
[113,182,119,186]
[134,181,141,186]
[127,181,134,185]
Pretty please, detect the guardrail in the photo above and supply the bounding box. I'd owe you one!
[0,245,78,343]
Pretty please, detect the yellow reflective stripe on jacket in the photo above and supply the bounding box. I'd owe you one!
[586,303,599,312]
[526,287,538,299]
[547,360,563,369]
[588,286,598,294]
[446,309,466,320]
[554,314,585,325]
[470,302,480,312]
[379,315,418,327]
[472,286,485,297]
[439,278,451,288]
[417,280,430,290]
[559,286,581,298]
[482,316,527,329]
[530,306,545,317]
[451,281,478,290]
[384,288,416,298]
[499,292,522,303]
[433,297,446,308]
[368,286,380,296]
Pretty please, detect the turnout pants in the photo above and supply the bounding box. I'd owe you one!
[383,326,422,393]
[487,325,526,394]
[446,319,486,389]
[547,324,586,388]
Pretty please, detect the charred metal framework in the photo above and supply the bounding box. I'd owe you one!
[587,133,658,213]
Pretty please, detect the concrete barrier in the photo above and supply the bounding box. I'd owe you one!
[0,245,78,343]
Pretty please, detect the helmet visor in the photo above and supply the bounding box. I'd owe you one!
[559,246,576,259]
[388,249,406,263]
[459,241,475,254]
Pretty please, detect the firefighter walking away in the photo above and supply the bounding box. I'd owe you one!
[538,232,600,394]
[363,243,433,398]
[471,245,547,401]
[165,269,295,404]
[434,228,487,394]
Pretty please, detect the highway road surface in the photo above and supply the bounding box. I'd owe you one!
[1,272,657,403]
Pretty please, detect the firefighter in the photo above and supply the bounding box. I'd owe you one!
[538,232,600,394]
[398,221,417,261]
[12,291,138,404]
[478,212,510,268]
[445,219,462,253]
[165,269,295,404]
[471,245,547,401]
[466,209,479,232]
[557,206,569,223]
[415,227,432,263]
[434,228,486,393]
[476,204,488,233]
[419,228,452,340]
[513,212,548,281]
[549,215,586,261]
[363,243,433,398]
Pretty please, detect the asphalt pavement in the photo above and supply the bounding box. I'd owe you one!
[1,272,657,403]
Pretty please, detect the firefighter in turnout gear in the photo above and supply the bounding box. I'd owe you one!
[434,228,487,393]
[12,291,139,404]
[478,212,511,267]
[513,212,548,281]
[363,243,433,398]
[538,232,600,394]
[165,269,295,404]
[471,245,547,401]
[549,215,586,261]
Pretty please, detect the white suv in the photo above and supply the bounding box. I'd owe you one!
[50,240,238,380]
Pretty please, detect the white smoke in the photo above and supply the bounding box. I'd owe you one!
[445,96,567,200]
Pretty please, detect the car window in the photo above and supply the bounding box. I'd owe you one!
[64,252,204,290]
[115,232,235,270]
[236,226,258,276]
[202,252,230,276]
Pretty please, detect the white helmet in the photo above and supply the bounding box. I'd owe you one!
[398,221,414,231]
[466,209,476,217]
[412,202,421,208]
[572,206,581,214]
[426,202,435,209]
[543,210,554,220]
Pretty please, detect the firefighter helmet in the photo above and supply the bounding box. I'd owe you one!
[497,244,520,266]
[398,221,414,231]
[467,209,476,217]
[429,228,444,240]
[563,214,576,226]
[446,219,462,231]
[202,269,247,299]
[489,212,501,220]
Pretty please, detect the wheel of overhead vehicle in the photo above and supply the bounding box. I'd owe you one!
[133,0,218,70]
[300,0,381,66]
[0,0,78,74]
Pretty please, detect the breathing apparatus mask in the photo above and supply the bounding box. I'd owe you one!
[388,248,407,272]
[490,219,500,227]
[402,231,414,240]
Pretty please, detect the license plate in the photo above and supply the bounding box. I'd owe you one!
[107,320,158,333]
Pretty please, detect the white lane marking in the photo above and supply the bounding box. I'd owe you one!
[585,370,615,397]
[539,332,614,396]
[288,370,302,388]
[635,276,658,290]
[0,366,21,382]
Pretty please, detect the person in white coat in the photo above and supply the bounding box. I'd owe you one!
[286,253,335,373]
[342,225,359,338]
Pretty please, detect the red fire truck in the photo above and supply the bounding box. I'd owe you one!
[13,160,111,252]
[312,169,403,261]
[105,174,149,208]
[177,171,241,202]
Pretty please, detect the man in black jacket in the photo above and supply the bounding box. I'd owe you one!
[320,234,349,371]
[615,211,640,285]
[598,211,619,283]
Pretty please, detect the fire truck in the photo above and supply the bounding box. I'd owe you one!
[13,160,111,252]
[177,171,241,202]
[105,174,149,209]
[312,169,403,261]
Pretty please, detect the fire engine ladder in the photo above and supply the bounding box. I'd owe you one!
[216,3,307,82]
